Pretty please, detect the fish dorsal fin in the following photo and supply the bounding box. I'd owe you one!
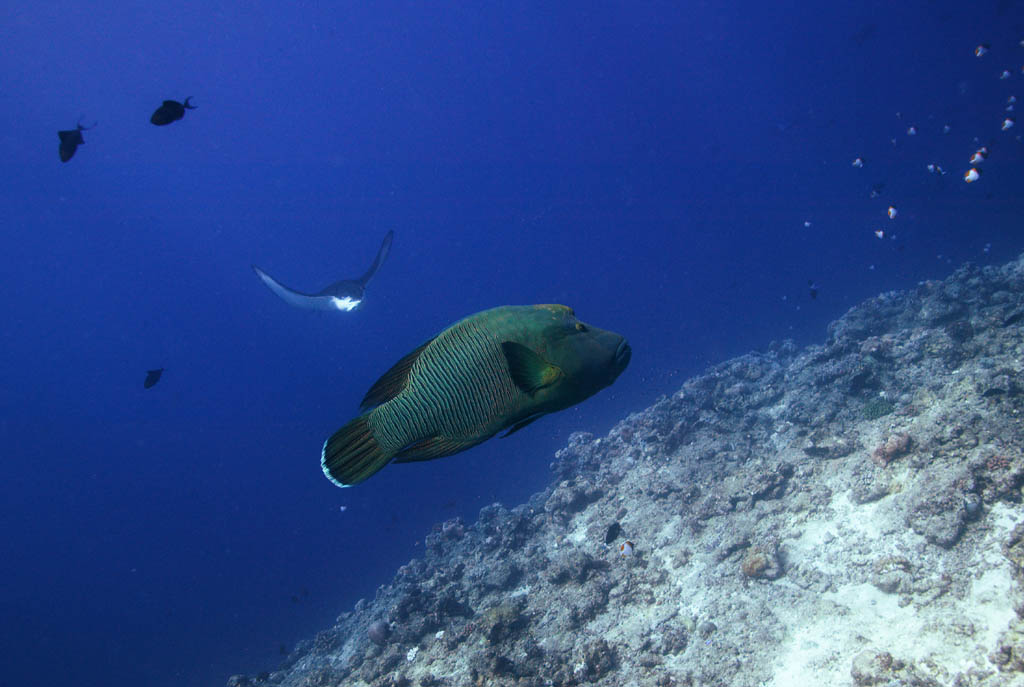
[392,436,482,463]
[501,341,562,395]
[501,413,545,437]
[359,338,434,411]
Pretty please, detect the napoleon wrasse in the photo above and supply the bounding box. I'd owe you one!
[322,305,631,487]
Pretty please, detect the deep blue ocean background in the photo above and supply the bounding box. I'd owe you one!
[1,2,1022,685]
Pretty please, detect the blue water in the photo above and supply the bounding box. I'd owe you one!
[1,2,1021,685]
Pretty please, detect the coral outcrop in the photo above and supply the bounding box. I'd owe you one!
[230,257,1024,686]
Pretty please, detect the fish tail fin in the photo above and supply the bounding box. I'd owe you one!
[321,415,393,487]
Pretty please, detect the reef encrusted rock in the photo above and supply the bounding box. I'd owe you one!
[233,255,1024,686]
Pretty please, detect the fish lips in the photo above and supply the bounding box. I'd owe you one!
[614,339,632,371]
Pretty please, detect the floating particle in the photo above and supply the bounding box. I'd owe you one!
[804,220,812,228]
[808,280,818,299]
[852,157,864,167]
[976,44,990,57]
[875,229,885,239]
[927,163,936,173]
[984,243,992,254]
[964,168,981,182]
[1001,70,1012,80]
[1010,96,1018,104]
[927,163,945,174]
[1003,118,1015,130]
[888,206,898,219]
[338,505,348,512]
[907,126,917,135]
[943,124,952,133]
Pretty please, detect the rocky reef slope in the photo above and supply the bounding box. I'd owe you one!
[232,256,1024,687]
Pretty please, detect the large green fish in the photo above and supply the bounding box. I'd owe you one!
[322,304,631,487]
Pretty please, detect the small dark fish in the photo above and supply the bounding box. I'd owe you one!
[58,119,96,162]
[605,522,622,545]
[869,182,886,198]
[322,305,631,487]
[144,368,164,389]
[808,280,818,300]
[150,97,196,126]
[850,23,877,47]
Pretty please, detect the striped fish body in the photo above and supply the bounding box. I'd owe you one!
[322,304,631,487]
[368,307,530,453]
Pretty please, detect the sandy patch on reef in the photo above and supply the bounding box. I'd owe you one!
[768,502,1019,686]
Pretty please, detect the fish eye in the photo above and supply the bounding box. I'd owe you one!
[574,322,587,332]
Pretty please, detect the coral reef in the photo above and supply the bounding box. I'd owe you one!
[230,257,1024,686]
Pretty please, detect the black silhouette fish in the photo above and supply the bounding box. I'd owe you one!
[150,97,196,126]
[58,119,95,162]
[808,280,818,300]
[144,368,165,389]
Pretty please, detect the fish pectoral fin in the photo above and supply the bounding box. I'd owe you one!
[252,265,335,310]
[501,413,545,437]
[392,436,481,463]
[356,230,394,288]
[501,341,562,394]
[360,338,435,411]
